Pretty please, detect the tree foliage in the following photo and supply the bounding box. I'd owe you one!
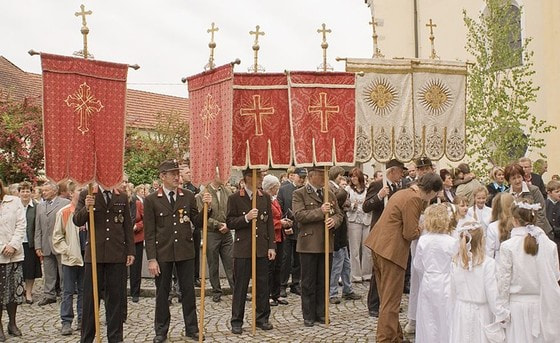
[463,0,555,177]
[124,110,189,185]
[0,100,44,184]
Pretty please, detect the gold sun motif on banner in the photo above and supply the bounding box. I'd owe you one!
[363,78,398,117]
[418,79,453,116]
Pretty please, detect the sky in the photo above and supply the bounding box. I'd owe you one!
[2,0,381,98]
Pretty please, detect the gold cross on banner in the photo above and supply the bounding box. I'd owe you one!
[65,82,104,134]
[308,92,339,133]
[240,95,274,136]
[200,94,220,139]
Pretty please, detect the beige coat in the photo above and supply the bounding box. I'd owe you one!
[52,204,84,267]
[0,195,26,263]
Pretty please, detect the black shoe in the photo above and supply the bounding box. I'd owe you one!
[277,298,289,305]
[131,296,139,303]
[342,292,362,300]
[369,309,379,317]
[153,335,166,343]
[212,293,221,303]
[256,322,273,331]
[290,286,301,296]
[304,320,314,327]
[185,332,202,341]
[231,326,242,334]
[25,299,33,305]
[38,297,56,306]
[269,299,278,306]
[316,317,325,324]
[279,288,287,298]
[194,279,201,287]
[7,324,21,337]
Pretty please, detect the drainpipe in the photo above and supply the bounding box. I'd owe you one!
[414,0,419,58]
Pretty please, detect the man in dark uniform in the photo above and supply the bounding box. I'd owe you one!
[73,183,135,343]
[363,159,406,317]
[144,160,211,342]
[227,169,276,334]
[292,167,343,327]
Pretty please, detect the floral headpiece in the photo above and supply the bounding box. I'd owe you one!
[514,201,542,211]
[456,222,482,271]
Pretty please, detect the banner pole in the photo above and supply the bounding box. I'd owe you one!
[87,184,101,343]
[323,166,330,327]
[251,169,257,335]
[198,200,209,343]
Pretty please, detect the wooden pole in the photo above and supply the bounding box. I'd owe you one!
[323,166,330,326]
[87,184,101,343]
[198,201,209,343]
[251,169,257,335]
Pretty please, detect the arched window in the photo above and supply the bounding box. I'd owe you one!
[507,4,523,67]
[483,1,523,68]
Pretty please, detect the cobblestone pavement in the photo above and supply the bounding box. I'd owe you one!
[8,279,415,342]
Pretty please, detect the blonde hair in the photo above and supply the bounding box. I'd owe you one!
[424,204,452,234]
[453,195,468,220]
[491,192,514,242]
[511,199,538,256]
[456,221,485,270]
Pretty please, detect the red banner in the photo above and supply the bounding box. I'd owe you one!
[41,53,128,189]
[289,72,356,166]
[232,73,291,168]
[187,64,233,185]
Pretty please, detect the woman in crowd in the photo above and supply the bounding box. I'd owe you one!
[486,166,508,206]
[439,169,455,203]
[130,184,146,303]
[0,180,26,340]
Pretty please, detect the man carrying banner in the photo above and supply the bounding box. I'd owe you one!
[144,159,212,342]
[73,184,135,343]
[292,167,343,327]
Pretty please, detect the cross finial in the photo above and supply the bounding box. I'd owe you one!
[249,25,265,73]
[73,4,93,59]
[426,19,437,35]
[208,22,219,41]
[249,25,265,44]
[426,18,439,59]
[205,22,219,70]
[317,23,333,72]
[317,23,331,42]
[75,4,92,27]
[369,17,384,58]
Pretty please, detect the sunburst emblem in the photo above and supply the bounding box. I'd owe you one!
[418,79,453,116]
[363,78,398,117]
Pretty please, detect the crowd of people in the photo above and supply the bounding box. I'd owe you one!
[0,155,558,342]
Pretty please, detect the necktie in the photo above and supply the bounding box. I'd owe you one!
[317,188,324,199]
[169,191,175,208]
[103,191,111,205]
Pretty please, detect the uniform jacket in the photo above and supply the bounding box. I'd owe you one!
[73,187,134,264]
[364,188,425,269]
[292,184,343,253]
[226,188,275,258]
[35,196,70,256]
[24,200,37,248]
[52,204,84,266]
[277,181,299,240]
[363,179,399,229]
[196,184,232,232]
[0,195,26,264]
[144,187,203,262]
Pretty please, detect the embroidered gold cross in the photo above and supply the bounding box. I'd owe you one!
[64,82,104,134]
[308,92,339,133]
[240,95,274,136]
[201,93,220,139]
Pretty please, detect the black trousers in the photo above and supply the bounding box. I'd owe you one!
[155,259,198,337]
[268,241,284,299]
[367,265,380,312]
[129,242,144,298]
[231,257,270,328]
[299,252,332,321]
[81,262,125,343]
[280,238,300,289]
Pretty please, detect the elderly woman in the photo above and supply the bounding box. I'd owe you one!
[505,163,552,236]
[486,166,508,206]
[0,180,26,340]
[262,174,292,306]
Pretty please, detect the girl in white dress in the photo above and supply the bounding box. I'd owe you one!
[450,221,507,343]
[486,192,514,260]
[414,204,458,343]
[467,187,492,232]
[453,195,473,230]
[497,199,560,343]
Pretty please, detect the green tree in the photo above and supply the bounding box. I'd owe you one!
[124,110,189,185]
[0,100,44,184]
[463,0,555,177]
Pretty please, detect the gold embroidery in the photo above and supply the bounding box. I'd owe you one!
[64,82,104,134]
[308,92,339,133]
[418,79,452,115]
[201,94,220,139]
[240,94,274,136]
[363,78,398,116]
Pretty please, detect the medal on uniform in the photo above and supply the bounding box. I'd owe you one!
[183,215,189,223]
[118,214,124,223]
[329,202,335,215]
[262,212,269,222]
[114,216,119,223]
[178,209,184,223]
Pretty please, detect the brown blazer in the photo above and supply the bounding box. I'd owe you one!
[364,188,424,269]
[293,184,343,253]
[73,187,134,264]
[143,187,203,262]
[226,188,275,258]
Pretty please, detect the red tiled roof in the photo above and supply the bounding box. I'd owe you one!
[0,56,189,130]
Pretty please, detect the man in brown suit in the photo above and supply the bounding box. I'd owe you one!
[364,173,442,343]
[227,169,276,334]
[143,160,212,343]
[293,167,343,327]
[74,183,135,343]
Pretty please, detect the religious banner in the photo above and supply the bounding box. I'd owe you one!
[288,71,355,166]
[187,63,234,184]
[232,73,291,168]
[412,60,467,161]
[346,58,414,163]
[41,53,128,189]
